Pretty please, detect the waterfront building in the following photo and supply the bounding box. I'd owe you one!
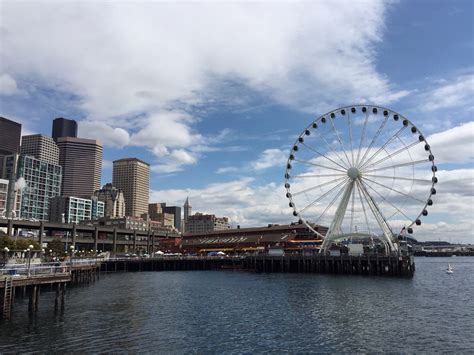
[185,212,230,235]
[49,196,104,224]
[0,179,21,218]
[52,117,78,141]
[20,134,59,165]
[94,183,126,218]
[57,137,102,197]
[181,223,327,255]
[112,158,149,217]
[2,154,62,221]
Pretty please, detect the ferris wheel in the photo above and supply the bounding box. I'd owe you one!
[284,105,437,253]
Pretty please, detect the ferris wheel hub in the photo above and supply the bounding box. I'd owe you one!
[347,167,360,180]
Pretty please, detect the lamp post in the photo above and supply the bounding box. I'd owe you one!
[27,244,34,277]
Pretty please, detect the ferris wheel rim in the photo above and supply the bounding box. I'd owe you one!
[284,104,437,240]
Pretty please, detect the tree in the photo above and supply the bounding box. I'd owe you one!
[0,236,15,249]
[47,238,64,255]
[15,238,40,250]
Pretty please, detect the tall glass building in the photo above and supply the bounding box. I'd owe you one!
[3,155,62,221]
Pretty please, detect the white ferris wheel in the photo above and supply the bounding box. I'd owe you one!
[285,105,437,253]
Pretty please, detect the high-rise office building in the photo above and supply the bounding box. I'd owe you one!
[2,154,62,221]
[52,117,77,141]
[0,117,21,156]
[20,134,59,165]
[94,183,126,218]
[112,158,149,217]
[183,197,192,222]
[0,117,22,182]
[57,137,102,197]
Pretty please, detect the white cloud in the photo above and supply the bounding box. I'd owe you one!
[251,148,288,171]
[420,74,474,111]
[79,120,130,148]
[0,0,405,168]
[0,73,23,96]
[428,121,474,164]
[216,166,240,174]
[151,148,197,173]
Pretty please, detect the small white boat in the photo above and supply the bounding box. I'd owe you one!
[446,263,453,274]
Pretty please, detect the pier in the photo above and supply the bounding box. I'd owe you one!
[100,254,415,277]
[1,260,100,319]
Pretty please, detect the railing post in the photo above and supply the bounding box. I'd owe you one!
[147,229,151,255]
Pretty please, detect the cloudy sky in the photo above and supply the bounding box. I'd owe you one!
[0,0,473,243]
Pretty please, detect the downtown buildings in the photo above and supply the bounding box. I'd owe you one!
[112,158,149,217]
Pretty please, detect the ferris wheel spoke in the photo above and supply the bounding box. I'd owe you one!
[289,173,346,180]
[291,176,347,197]
[349,184,356,233]
[361,177,414,221]
[357,116,389,169]
[293,159,347,174]
[361,176,427,204]
[363,158,430,174]
[362,174,433,184]
[313,181,348,225]
[358,126,407,170]
[356,179,394,241]
[355,180,372,235]
[348,110,355,166]
[300,142,348,170]
[328,114,352,167]
[298,178,349,214]
[355,110,370,166]
[362,139,422,170]
[313,128,350,169]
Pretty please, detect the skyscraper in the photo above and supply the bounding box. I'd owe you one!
[52,117,78,141]
[0,117,21,156]
[57,137,102,197]
[20,134,59,165]
[113,158,149,217]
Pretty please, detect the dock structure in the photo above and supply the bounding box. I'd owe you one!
[100,254,415,277]
[1,261,100,320]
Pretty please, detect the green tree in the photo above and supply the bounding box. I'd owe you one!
[0,236,15,249]
[47,238,64,255]
[15,238,40,250]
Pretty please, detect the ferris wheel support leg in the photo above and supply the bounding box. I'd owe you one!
[321,181,355,253]
[356,179,397,253]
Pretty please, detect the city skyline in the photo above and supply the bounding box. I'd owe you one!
[0,1,473,242]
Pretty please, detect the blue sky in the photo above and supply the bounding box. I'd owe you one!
[0,0,473,242]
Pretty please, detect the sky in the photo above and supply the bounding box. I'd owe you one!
[0,0,473,243]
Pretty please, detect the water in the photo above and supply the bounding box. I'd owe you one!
[1,257,473,353]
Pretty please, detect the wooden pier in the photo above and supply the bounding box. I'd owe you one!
[1,262,100,320]
[101,254,415,278]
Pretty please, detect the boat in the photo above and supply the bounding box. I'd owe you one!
[446,263,453,274]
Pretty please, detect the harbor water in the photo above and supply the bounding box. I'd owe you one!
[1,257,473,353]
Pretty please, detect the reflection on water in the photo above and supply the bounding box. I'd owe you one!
[1,257,473,353]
